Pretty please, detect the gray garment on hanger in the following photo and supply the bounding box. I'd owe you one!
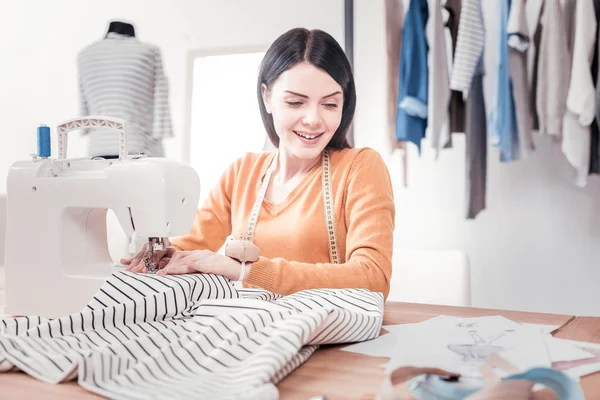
[535,0,573,137]
[465,57,486,220]
[445,0,466,135]
[526,0,543,131]
[507,0,534,158]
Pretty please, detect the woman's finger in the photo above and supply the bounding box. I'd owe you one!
[124,257,143,270]
[156,261,195,276]
[157,257,171,270]
[129,263,148,273]
[122,251,143,267]
[122,243,150,268]
[170,251,195,261]
[151,248,171,264]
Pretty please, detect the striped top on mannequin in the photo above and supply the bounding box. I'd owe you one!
[77,28,173,158]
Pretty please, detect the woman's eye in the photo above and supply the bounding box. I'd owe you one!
[324,103,338,109]
[285,101,303,107]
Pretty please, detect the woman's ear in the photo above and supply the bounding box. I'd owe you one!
[261,83,272,114]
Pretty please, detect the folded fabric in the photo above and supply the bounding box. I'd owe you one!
[0,271,383,400]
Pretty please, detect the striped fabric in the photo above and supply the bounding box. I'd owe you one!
[449,0,485,100]
[0,271,383,399]
[78,33,173,158]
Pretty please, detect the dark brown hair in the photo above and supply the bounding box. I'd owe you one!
[257,28,356,149]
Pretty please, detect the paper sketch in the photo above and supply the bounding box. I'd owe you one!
[382,315,547,376]
[447,329,515,363]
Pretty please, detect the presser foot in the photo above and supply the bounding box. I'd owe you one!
[143,257,158,274]
[142,237,170,274]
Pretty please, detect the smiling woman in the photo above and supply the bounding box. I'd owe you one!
[262,64,345,158]
[122,28,396,301]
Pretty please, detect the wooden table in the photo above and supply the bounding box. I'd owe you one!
[1,302,599,399]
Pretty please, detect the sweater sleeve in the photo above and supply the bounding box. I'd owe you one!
[245,149,396,300]
[169,158,238,252]
[151,48,174,139]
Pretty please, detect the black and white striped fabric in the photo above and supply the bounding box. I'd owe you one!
[78,33,173,157]
[0,271,383,399]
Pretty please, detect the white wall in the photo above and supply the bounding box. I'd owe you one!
[354,0,600,317]
[0,0,344,193]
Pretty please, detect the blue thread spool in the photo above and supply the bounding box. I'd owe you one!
[37,124,51,158]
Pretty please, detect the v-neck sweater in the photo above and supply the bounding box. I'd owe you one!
[170,147,396,300]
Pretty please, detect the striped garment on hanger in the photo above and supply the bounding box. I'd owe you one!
[449,0,485,100]
[0,271,383,400]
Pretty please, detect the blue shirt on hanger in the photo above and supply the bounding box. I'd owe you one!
[489,0,520,162]
[395,0,429,152]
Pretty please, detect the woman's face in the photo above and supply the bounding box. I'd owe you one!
[262,62,344,160]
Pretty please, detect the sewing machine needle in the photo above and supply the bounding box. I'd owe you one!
[144,242,157,274]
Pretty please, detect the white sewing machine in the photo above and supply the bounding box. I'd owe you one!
[4,117,200,318]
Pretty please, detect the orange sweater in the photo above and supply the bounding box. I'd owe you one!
[170,147,395,299]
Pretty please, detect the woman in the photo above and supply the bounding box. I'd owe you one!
[123,28,396,300]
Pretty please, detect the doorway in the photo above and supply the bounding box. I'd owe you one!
[188,50,267,206]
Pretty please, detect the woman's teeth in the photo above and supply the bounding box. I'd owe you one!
[295,131,322,139]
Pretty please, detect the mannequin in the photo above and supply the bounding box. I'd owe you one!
[105,21,135,37]
[78,20,173,159]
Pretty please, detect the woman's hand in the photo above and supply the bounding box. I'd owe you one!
[156,250,243,281]
[121,243,175,273]
[224,239,259,263]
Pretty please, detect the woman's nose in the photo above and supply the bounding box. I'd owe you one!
[302,106,322,127]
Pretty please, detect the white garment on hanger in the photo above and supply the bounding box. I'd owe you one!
[562,0,596,187]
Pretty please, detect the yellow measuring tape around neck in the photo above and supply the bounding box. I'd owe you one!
[244,149,340,264]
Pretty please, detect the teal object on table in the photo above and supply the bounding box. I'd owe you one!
[409,367,584,400]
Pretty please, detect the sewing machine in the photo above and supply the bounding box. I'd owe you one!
[3,117,200,318]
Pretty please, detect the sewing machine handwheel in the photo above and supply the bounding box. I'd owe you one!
[56,116,128,160]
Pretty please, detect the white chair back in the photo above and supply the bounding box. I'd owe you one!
[388,248,471,307]
[0,194,5,268]
[0,194,6,313]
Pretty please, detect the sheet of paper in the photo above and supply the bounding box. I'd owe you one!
[550,339,600,379]
[520,323,559,335]
[382,321,559,336]
[345,317,597,380]
[544,336,595,363]
[383,315,551,378]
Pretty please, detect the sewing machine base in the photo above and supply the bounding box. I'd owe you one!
[4,265,128,318]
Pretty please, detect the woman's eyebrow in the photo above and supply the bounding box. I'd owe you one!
[284,90,308,98]
[322,91,342,99]
[283,90,342,99]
